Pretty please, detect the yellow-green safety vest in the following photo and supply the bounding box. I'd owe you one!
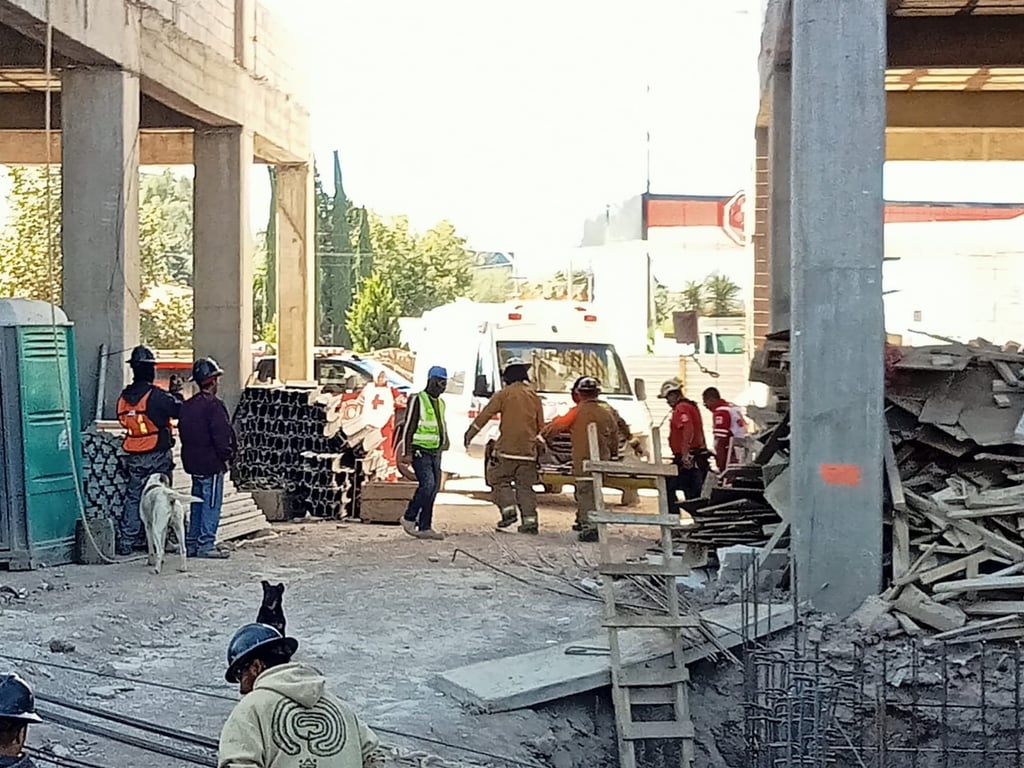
[412,391,445,449]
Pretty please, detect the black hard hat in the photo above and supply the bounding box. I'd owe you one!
[0,674,42,724]
[225,623,298,683]
[127,345,157,365]
[576,376,600,394]
[192,357,224,384]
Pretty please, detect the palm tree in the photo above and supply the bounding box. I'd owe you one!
[704,273,742,316]
[680,280,705,313]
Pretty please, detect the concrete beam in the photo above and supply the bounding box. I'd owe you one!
[888,91,1024,130]
[886,128,1024,161]
[60,68,140,424]
[0,129,196,165]
[790,0,886,616]
[275,162,315,383]
[193,127,253,412]
[0,92,203,130]
[1,0,310,163]
[888,15,1024,69]
[135,5,310,163]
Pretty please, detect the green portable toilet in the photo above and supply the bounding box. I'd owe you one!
[0,299,83,569]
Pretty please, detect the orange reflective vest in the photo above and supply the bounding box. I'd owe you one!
[117,389,160,453]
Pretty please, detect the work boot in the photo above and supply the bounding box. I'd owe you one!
[115,541,134,557]
[401,518,418,538]
[577,527,599,543]
[571,522,582,532]
[497,508,518,530]
[518,521,539,535]
[197,548,230,560]
[415,529,445,540]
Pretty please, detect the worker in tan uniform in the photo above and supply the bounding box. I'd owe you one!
[541,377,621,542]
[464,358,545,533]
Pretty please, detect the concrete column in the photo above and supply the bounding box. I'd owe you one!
[275,163,315,383]
[769,66,792,333]
[234,0,254,69]
[193,127,253,412]
[61,69,141,425]
[790,0,886,616]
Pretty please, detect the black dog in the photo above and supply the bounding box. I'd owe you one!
[256,581,286,636]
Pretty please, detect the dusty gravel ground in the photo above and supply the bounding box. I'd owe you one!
[1,488,663,768]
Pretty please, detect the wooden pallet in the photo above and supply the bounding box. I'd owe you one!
[584,425,696,768]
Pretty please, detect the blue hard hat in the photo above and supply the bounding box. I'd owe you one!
[427,365,448,380]
[0,674,42,724]
[225,623,299,683]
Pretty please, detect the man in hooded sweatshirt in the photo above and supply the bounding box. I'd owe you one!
[219,623,383,768]
[0,674,42,768]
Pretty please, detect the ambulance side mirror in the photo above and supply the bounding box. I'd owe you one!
[474,374,493,398]
[634,378,647,401]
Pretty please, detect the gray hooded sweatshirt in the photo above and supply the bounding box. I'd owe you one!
[218,663,381,768]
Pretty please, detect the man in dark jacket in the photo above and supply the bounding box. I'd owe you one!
[116,345,184,556]
[178,357,236,559]
[0,674,41,768]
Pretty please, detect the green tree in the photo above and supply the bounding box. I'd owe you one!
[681,280,705,313]
[369,214,473,316]
[0,166,62,301]
[705,272,742,316]
[140,291,193,349]
[653,281,674,325]
[469,269,514,303]
[139,169,193,287]
[346,272,401,352]
[262,166,278,335]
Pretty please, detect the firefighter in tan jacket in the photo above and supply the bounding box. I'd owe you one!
[219,624,383,768]
[541,377,621,542]
[463,358,545,533]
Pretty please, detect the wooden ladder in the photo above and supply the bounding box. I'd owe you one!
[584,425,697,768]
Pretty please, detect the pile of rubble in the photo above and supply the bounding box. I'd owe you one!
[717,336,1024,641]
[884,340,1024,641]
[81,429,128,520]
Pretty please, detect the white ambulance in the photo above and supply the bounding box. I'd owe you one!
[408,299,654,492]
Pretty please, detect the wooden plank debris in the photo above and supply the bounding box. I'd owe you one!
[891,584,967,632]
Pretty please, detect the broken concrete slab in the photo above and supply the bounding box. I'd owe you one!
[919,395,964,426]
[431,602,795,713]
[891,584,967,632]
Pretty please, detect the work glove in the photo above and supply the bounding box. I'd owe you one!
[463,430,474,449]
[168,374,184,394]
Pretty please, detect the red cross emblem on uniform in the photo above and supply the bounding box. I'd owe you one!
[372,394,384,410]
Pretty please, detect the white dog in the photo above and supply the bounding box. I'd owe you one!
[140,474,201,575]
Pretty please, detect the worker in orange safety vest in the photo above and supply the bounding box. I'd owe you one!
[115,345,184,556]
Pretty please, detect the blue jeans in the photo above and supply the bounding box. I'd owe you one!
[404,449,442,531]
[187,474,224,555]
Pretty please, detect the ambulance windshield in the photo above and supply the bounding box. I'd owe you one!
[496,342,632,396]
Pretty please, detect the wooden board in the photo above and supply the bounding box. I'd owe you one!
[430,602,795,713]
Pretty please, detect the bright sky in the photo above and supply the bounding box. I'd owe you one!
[259,0,763,262]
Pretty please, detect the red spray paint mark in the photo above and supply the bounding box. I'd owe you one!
[819,464,863,487]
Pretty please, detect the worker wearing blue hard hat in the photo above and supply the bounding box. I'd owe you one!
[219,624,383,767]
[398,365,450,539]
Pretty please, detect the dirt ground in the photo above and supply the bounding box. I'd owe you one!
[1,488,671,768]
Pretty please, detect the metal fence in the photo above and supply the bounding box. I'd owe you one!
[738,552,1024,768]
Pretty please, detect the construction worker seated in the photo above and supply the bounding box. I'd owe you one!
[542,376,622,542]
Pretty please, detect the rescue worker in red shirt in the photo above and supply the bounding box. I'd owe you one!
[116,345,184,556]
[658,379,709,510]
[702,386,749,472]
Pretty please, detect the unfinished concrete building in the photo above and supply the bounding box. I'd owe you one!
[754,0,1024,615]
[0,0,314,415]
